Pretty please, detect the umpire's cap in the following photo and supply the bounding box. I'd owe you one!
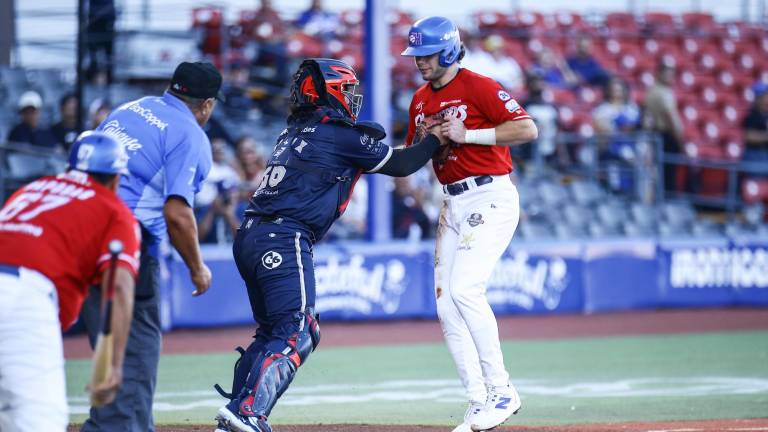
[68,131,128,175]
[170,62,225,101]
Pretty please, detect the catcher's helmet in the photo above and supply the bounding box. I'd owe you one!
[290,58,363,121]
[68,131,128,175]
[401,16,462,67]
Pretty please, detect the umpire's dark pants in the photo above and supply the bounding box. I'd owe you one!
[80,230,161,432]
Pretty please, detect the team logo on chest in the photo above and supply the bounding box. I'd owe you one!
[467,213,485,227]
[262,251,283,269]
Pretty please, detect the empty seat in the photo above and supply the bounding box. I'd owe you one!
[538,182,569,207]
[570,180,604,205]
[562,204,592,229]
[631,203,657,228]
[518,220,553,239]
[691,220,721,237]
[554,223,587,239]
[622,220,655,237]
[661,202,697,227]
[588,221,621,238]
[596,203,628,229]
[743,203,765,226]
[5,153,50,179]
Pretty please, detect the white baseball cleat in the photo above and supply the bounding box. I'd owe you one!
[470,383,521,431]
[451,422,473,432]
[451,400,484,432]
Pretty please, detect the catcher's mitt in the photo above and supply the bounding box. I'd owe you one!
[414,114,445,143]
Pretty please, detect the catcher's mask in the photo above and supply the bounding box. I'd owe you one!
[290,58,363,121]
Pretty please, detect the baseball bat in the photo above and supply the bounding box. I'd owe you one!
[89,239,123,407]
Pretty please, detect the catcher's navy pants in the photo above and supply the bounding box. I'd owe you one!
[233,215,316,341]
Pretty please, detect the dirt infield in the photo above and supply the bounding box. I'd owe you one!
[68,418,768,431]
[64,307,768,359]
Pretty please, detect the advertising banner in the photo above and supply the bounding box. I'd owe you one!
[487,242,584,314]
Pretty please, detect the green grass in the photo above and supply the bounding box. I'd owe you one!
[66,331,768,426]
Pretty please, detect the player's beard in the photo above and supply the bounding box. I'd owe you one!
[422,64,448,82]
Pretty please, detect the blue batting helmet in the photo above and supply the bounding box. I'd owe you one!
[68,131,128,175]
[401,16,462,67]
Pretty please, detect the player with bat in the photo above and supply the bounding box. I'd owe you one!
[0,131,140,431]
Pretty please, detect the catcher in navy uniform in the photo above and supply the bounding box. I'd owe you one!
[214,58,448,432]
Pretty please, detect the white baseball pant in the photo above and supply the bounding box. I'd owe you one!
[0,266,67,432]
[434,174,520,404]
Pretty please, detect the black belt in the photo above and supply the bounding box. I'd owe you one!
[259,215,285,225]
[0,264,20,277]
[444,175,494,196]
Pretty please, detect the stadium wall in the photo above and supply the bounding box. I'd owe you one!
[162,236,768,329]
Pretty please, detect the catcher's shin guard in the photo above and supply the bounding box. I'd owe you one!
[239,310,321,418]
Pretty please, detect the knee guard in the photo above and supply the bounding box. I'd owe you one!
[238,310,321,418]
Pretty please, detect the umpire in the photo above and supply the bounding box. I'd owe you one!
[80,61,220,431]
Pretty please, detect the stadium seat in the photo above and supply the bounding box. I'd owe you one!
[588,220,621,238]
[605,12,639,36]
[519,220,554,240]
[538,181,570,207]
[5,153,50,180]
[554,223,587,239]
[743,202,766,225]
[596,202,628,230]
[622,220,655,237]
[562,204,592,229]
[643,12,677,35]
[742,178,768,204]
[661,202,697,227]
[691,220,721,237]
[631,202,657,229]
[570,180,604,205]
[658,220,690,237]
[681,12,715,31]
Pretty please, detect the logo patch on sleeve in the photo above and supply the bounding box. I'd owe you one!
[505,99,521,113]
[497,90,511,101]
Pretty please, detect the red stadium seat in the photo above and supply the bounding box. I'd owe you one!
[513,10,545,28]
[192,7,223,29]
[644,12,677,34]
[554,11,587,32]
[605,12,640,36]
[742,178,768,203]
[473,11,510,32]
[681,12,716,33]
[286,32,323,58]
[721,130,745,160]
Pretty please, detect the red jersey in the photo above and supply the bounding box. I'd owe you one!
[405,68,532,185]
[0,171,140,329]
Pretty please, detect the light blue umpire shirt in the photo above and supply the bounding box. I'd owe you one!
[98,91,213,256]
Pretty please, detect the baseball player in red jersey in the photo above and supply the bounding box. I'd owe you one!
[402,16,538,432]
[0,131,140,431]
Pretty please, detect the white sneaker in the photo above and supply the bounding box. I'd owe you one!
[470,383,521,431]
[450,400,484,432]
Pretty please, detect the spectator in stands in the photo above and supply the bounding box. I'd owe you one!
[235,135,267,200]
[248,0,290,98]
[49,93,79,151]
[645,63,684,191]
[296,0,339,38]
[530,48,578,89]
[520,72,562,167]
[594,79,640,133]
[86,0,117,85]
[8,91,58,149]
[742,82,768,162]
[222,60,257,121]
[391,176,432,240]
[462,34,524,93]
[195,138,243,244]
[567,35,610,87]
[88,98,112,129]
